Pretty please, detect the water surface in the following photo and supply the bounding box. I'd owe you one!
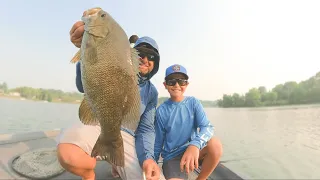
[1,97,319,179]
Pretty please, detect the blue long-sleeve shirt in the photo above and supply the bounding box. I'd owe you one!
[154,96,214,163]
[75,62,158,166]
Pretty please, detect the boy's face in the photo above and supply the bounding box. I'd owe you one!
[163,73,189,98]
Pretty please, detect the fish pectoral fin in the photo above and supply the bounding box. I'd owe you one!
[71,50,81,63]
[85,36,98,64]
[130,48,141,84]
[79,97,99,125]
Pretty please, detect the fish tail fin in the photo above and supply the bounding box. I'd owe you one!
[91,134,125,167]
[70,50,81,63]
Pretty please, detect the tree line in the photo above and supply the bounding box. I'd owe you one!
[0,82,217,107]
[0,83,83,103]
[217,71,320,108]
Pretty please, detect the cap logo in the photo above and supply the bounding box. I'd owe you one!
[172,65,180,72]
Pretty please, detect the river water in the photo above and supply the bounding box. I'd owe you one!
[1,97,319,179]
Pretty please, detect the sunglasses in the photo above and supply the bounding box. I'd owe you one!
[166,79,188,86]
[139,52,158,62]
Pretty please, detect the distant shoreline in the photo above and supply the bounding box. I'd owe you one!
[216,101,320,109]
[216,71,320,108]
[0,94,81,105]
[214,103,320,109]
[0,83,218,107]
[2,94,319,109]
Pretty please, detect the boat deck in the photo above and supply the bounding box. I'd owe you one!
[0,130,243,179]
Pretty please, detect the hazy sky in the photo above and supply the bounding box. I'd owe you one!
[1,0,320,100]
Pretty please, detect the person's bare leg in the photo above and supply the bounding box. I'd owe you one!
[196,137,223,180]
[57,143,97,180]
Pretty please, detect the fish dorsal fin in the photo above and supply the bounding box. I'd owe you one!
[130,48,141,84]
[79,96,99,125]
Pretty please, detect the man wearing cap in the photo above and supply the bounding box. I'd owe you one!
[56,21,164,180]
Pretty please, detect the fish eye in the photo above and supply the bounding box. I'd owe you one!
[101,14,106,17]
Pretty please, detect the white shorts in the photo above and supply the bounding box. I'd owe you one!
[56,123,165,180]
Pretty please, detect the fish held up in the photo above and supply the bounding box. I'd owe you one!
[70,7,142,167]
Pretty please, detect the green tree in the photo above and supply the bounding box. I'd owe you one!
[258,86,267,94]
[289,86,306,104]
[217,71,320,108]
[222,94,233,107]
[245,88,261,107]
[232,93,245,107]
[46,94,52,102]
[263,92,278,106]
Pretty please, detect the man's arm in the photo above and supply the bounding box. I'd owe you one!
[189,98,214,149]
[75,62,84,93]
[154,108,165,163]
[135,90,158,167]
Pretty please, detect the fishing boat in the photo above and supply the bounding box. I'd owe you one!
[0,129,244,179]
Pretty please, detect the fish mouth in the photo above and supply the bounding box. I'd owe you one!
[81,7,103,29]
[82,7,102,18]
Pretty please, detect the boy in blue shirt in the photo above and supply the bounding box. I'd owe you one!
[154,64,223,180]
